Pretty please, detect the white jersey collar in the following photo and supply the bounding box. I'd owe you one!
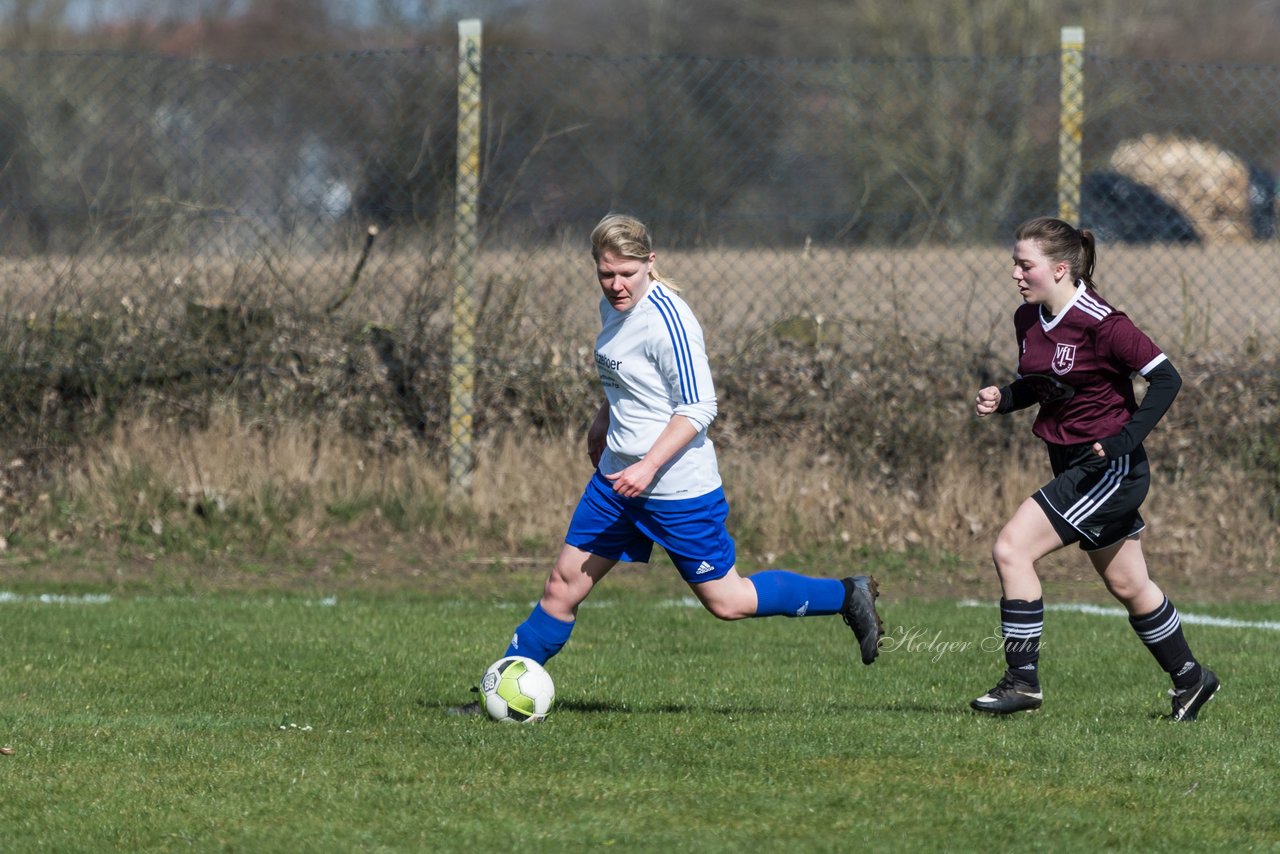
[1039,280,1087,332]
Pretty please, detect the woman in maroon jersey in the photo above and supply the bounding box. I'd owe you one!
[970,216,1218,721]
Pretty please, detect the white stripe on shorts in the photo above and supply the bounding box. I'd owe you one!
[1062,455,1130,528]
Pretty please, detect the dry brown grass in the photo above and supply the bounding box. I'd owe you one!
[58,411,444,541]
[1,241,1276,600]
[469,241,1280,357]
[3,241,1276,356]
[15,408,1275,603]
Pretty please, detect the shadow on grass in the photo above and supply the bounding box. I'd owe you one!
[428,697,693,716]
[544,699,693,714]
[560,699,945,716]
[434,697,978,717]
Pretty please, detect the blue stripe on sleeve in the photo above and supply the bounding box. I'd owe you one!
[648,287,699,402]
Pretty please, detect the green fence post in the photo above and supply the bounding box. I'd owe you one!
[1058,25,1085,224]
[450,18,482,497]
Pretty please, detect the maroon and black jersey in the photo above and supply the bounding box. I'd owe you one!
[1014,283,1167,446]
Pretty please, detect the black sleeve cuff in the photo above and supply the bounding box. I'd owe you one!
[996,380,1042,414]
[995,384,1015,414]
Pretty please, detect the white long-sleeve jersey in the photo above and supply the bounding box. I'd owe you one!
[594,281,721,500]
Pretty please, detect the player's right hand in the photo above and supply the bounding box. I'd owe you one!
[975,386,1001,417]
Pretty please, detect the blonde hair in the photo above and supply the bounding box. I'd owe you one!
[590,213,678,290]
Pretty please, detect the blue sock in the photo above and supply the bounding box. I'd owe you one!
[504,603,575,665]
[748,571,844,617]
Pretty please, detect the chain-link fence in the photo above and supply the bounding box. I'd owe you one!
[1,28,1277,472]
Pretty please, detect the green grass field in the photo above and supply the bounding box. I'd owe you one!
[2,578,1278,852]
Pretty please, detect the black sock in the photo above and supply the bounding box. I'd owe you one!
[1001,598,1043,688]
[1130,597,1201,691]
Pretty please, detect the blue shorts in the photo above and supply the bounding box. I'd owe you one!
[564,472,736,583]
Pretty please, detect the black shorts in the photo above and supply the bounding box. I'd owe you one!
[1032,442,1149,552]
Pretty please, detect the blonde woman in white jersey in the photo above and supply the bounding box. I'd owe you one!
[463,214,883,697]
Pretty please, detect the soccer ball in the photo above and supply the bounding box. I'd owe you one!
[479,656,555,723]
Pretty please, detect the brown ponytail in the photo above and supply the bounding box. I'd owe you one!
[1015,216,1098,290]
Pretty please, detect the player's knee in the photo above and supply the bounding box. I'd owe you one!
[541,571,583,613]
[702,599,750,621]
[1103,575,1144,605]
[693,573,755,620]
[991,534,1023,573]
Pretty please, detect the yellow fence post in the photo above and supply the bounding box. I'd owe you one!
[1058,25,1085,224]
[450,18,482,497]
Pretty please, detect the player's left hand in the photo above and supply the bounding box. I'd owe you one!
[1091,441,1106,457]
[605,461,656,498]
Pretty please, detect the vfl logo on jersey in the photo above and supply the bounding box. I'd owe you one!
[1051,343,1076,375]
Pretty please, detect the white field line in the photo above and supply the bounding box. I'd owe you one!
[4,590,1275,632]
[0,591,338,607]
[0,591,113,605]
[958,599,1280,632]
